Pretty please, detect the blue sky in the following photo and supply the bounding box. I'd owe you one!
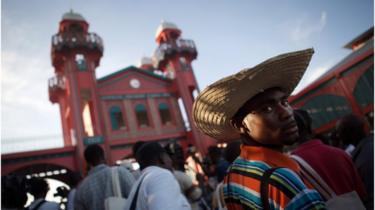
[2,0,373,153]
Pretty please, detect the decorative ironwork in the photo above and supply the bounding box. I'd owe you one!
[48,75,66,90]
[153,39,197,67]
[51,32,104,53]
[48,75,66,103]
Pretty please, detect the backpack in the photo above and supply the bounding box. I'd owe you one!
[104,167,127,210]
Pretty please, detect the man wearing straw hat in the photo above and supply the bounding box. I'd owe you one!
[192,49,326,209]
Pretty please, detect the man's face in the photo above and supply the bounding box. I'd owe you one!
[240,88,299,146]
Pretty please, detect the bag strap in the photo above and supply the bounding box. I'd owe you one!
[215,182,225,209]
[111,167,123,197]
[261,167,281,210]
[129,174,147,210]
[290,155,336,199]
[226,165,281,210]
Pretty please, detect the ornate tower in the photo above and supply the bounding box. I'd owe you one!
[49,10,110,172]
[153,21,212,153]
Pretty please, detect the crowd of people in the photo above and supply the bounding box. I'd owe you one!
[2,48,374,210]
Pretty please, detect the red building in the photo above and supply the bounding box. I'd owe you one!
[2,11,215,180]
[289,27,374,138]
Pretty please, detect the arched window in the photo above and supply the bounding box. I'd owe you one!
[135,104,149,127]
[109,106,125,130]
[159,103,172,125]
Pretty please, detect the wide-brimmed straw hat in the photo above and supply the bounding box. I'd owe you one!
[192,48,314,141]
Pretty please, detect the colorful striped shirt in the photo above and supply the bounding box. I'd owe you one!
[223,145,326,210]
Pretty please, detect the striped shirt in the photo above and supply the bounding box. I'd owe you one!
[223,145,326,210]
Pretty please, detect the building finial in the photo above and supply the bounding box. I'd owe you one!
[69,0,74,14]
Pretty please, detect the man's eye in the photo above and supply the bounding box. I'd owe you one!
[281,99,289,106]
[262,106,273,113]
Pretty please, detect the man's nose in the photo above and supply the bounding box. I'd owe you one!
[276,103,293,120]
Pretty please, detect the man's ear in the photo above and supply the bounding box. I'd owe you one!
[231,118,249,134]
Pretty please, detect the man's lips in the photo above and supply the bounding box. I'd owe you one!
[282,122,298,134]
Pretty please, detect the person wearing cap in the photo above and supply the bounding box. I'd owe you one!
[192,49,326,209]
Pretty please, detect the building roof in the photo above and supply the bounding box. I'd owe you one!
[317,38,373,81]
[98,65,168,83]
[290,37,373,101]
[62,10,86,22]
[155,21,180,39]
[344,27,374,49]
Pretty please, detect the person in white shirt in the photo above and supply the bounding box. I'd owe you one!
[26,177,60,210]
[124,142,191,210]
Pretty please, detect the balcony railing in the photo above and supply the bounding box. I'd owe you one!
[51,32,104,53]
[48,75,66,90]
[153,39,197,67]
[48,75,66,103]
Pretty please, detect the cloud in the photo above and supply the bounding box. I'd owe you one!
[283,11,327,44]
[2,51,55,110]
[2,18,61,142]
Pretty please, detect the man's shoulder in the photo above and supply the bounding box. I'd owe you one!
[230,159,306,192]
[117,165,134,175]
[77,166,110,190]
[295,140,350,158]
[43,201,60,208]
[320,143,353,159]
[232,158,297,176]
[144,166,175,180]
[270,167,305,186]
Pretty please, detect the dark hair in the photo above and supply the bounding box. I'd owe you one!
[27,177,49,198]
[84,144,104,165]
[208,146,222,163]
[294,109,313,136]
[68,171,82,187]
[337,114,366,146]
[224,140,242,163]
[132,141,146,157]
[2,175,28,208]
[136,142,167,170]
[164,142,185,171]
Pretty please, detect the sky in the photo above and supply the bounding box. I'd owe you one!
[2,0,374,154]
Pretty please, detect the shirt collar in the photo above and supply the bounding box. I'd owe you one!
[240,145,300,172]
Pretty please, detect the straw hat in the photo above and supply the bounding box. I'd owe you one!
[192,48,314,141]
